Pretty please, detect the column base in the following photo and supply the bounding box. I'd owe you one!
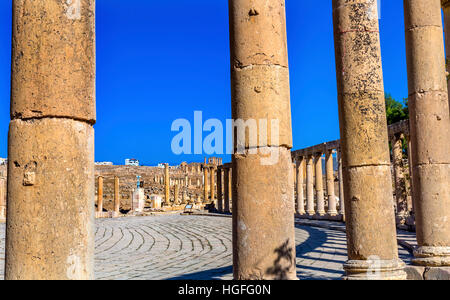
[343,259,406,280]
[306,211,316,216]
[413,246,450,267]
[316,211,326,217]
[327,210,338,216]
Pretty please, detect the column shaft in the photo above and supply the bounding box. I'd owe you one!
[392,134,407,221]
[229,0,296,280]
[224,168,230,213]
[203,166,208,203]
[164,164,170,205]
[97,176,103,213]
[210,167,215,205]
[315,153,325,216]
[114,176,120,215]
[338,149,345,216]
[217,168,223,212]
[442,0,450,114]
[6,0,95,280]
[306,156,315,215]
[326,150,337,216]
[296,157,305,215]
[404,0,450,266]
[333,0,405,279]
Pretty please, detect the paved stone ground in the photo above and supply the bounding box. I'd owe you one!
[0,215,414,280]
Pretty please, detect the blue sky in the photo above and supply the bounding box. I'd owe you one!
[0,0,408,166]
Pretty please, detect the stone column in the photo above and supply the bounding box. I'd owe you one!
[210,167,215,205]
[0,177,6,222]
[296,157,305,215]
[203,165,208,203]
[392,133,407,222]
[326,149,337,216]
[333,0,405,279]
[306,155,315,216]
[314,153,325,216]
[174,184,179,205]
[97,176,103,213]
[229,0,296,280]
[164,163,170,205]
[217,168,223,212]
[114,176,120,215]
[442,0,450,114]
[6,0,95,280]
[404,0,450,267]
[224,167,231,213]
[337,149,345,216]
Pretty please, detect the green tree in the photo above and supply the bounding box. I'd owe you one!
[385,93,409,125]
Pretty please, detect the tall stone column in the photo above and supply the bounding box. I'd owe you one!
[6,0,95,280]
[224,167,231,213]
[174,184,179,205]
[217,168,223,212]
[404,0,450,267]
[164,163,170,205]
[210,167,215,205]
[229,0,296,280]
[0,177,6,222]
[296,157,305,215]
[306,155,315,216]
[203,166,208,203]
[114,176,120,215]
[97,176,104,213]
[442,0,450,114]
[338,149,345,216]
[392,133,407,222]
[314,153,325,216]
[326,149,337,216]
[333,0,405,279]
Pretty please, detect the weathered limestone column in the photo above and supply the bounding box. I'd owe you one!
[114,176,120,215]
[224,166,231,213]
[217,168,223,212]
[392,133,407,221]
[210,167,216,205]
[296,157,305,215]
[404,0,450,267]
[337,149,345,216]
[442,0,450,113]
[314,153,325,216]
[229,0,296,280]
[203,165,208,203]
[97,176,104,213]
[306,155,315,215]
[174,184,179,205]
[6,0,95,280]
[333,0,405,279]
[326,149,337,216]
[0,177,6,222]
[164,163,170,205]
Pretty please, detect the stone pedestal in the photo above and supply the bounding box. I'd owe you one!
[5,0,95,280]
[131,188,145,212]
[404,0,450,267]
[229,0,296,280]
[333,0,405,279]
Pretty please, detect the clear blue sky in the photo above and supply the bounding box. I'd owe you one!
[0,0,408,166]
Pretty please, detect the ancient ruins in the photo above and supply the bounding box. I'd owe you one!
[0,0,448,280]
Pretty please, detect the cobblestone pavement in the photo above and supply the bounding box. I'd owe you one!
[0,215,414,280]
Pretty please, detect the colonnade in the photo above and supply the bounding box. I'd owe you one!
[3,0,449,280]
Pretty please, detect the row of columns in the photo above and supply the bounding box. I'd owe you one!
[294,149,342,218]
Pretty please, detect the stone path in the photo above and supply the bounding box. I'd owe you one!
[0,215,414,280]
